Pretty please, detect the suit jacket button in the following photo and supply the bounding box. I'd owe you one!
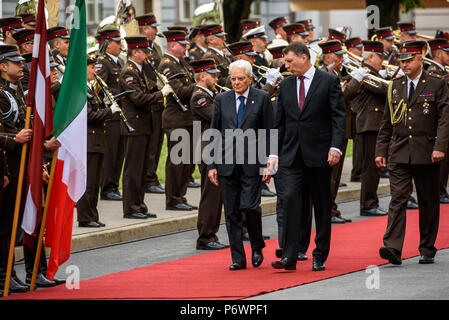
[375,107,379,112]
[408,126,412,130]
[409,135,412,139]
[92,130,95,134]
[408,117,412,121]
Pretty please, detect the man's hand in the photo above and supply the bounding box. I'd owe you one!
[328,149,341,167]
[15,129,32,144]
[263,156,279,183]
[3,175,9,188]
[375,156,387,168]
[42,170,50,184]
[44,137,61,150]
[432,150,445,163]
[208,168,219,186]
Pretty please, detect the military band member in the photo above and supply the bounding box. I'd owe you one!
[135,14,166,194]
[241,19,260,35]
[120,36,172,219]
[328,28,346,42]
[297,19,315,42]
[318,39,345,76]
[0,17,24,45]
[189,59,227,250]
[397,22,417,42]
[242,26,271,87]
[17,14,36,30]
[283,23,309,44]
[77,56,118,227]
[95,28,126,201]
[345,37,363,57]
[187,25,208,61]
[373,27,397,65]
[48,26,70,80]
[376,40,449,265]
[12,28,34,91]
[427,38,449,203]
[202,24,231,87]
[345,40,389,217]
[0,45,32,293]
[269,16,288,42]
[158,30,198,210]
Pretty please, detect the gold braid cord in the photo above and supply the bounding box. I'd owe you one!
[388,81,408,125]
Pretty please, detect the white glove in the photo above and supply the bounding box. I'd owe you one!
[351,67,368,82]
[378,69,388,79]
[110,103,122,114]
[161,83,174,97]
[397,68,405,77]
[265,68,282,86]
[156,74,168,90]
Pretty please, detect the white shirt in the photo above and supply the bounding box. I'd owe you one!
[197,44,207,53]
[165,52,180,64]
[106,52,119,65]
[234,87,250,113]
[129,59,143,72]
[196,85,214,98]
[210,46,225,57]
[407,68,423,99]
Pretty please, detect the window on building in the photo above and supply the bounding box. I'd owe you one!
[179,0,199,23]
[87,0,104,25]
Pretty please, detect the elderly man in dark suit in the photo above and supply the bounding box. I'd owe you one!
[271,41,346,272]
[208,59,276,271]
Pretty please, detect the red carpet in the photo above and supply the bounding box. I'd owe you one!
[5,206,449,300]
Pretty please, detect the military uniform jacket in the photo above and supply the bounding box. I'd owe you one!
[344,63,388,134]
[190,86,215,133]
[148,40,163,68]
[119,60,163,136]
[96,53,123,121]
[87,86,113,153]
[188,44,206,62]
[158,54,195,129]
[0,78,27,178]
[427,63,449,87]
[375,71,449,165]
[203,47,231,86]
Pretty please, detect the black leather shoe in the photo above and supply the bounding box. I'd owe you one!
[261,188,276,197]
[379,246,402,265]
[187,181,201,188]
[78,221,102,228]
[96,221,106,227]
[51,277,66,285]
[1,276,29,293]
[440,196,449,204]
[272,258,296,270]
[184,203,198,210]
[146,185,165,194]
[123,212,149,219]
[380,171,390,178]
[142,212,157,218]
[229,262,246,271]
[312,258,325,271]
[242,232,250,241]
[331,216,347,224]
[418,255,434,264]
[252,250,264,268]
[196,241,228,250]
[360,208,387,216]
[101,191,122,201]
[26,273,56,288]
[166,203,193,211]
[275,248,282,258]
[297,252,308,261]
[406,200,419,210]
[339,182,347,187]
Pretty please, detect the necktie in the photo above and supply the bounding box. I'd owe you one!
[408,81,415,103]
[237,96,246,128]
[298,76,305,111]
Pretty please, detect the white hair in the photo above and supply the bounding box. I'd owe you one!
[229,59,253,77]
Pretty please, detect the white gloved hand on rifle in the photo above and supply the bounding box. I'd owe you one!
[110,102,122,114]
[351,67,368,83]
[265,68,282,86]
[161,83,174,97]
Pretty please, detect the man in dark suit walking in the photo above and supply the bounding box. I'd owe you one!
[208,59,275,270]
[271,42,346,271]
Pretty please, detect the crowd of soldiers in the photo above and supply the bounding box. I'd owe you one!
[0,10,449,292]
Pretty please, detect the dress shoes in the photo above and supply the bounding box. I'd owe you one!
[196,241,228,250]
[97,221,106,227]
[379,246,402,265]
[142,212,157,218]
[184,203,198,210]
[101,191,122,201]
[339,182,347,187]
[272,258,297,270]
[26,273,56,288]
[0,276,29,293]
[297,252,308,261]
[360,207,387,216]
[331,216,347,224]
[123,212,149,219]
[51,277,66,285]
[418,255,434,264]
[261,188,276,197]
[146,185,165,194]
[380,171,390,178]
[252,250,264,267]
[312,258,325,271]
[78,221,102,228]
[166,203,193,211]
[440,196,449,204]
[187,181,201,188]
[406,200,419,210]
[229,262,246,271]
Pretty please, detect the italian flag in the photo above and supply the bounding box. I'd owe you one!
[45,0,87,280]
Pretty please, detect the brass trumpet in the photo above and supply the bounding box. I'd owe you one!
[215,84,230,92]
[343,62,391,88]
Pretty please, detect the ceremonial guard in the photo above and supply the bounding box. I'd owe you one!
[158,29,197,210]
[95,28,126,201]
[187,25,208,61]
[47,26,70,81]
[0,17,24,45]
[283,23,309,44]
[376,41,449,265]
[120,36,172,219]
[202,24,231,87]
[397,22,417,42]
[297,19,315,42]
[268,16,288,42]
[241,19,260,35]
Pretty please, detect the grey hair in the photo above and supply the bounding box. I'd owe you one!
[229,59,253,77]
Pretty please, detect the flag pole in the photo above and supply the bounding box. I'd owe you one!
[29,149,58,291]
[3,105,32,297]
